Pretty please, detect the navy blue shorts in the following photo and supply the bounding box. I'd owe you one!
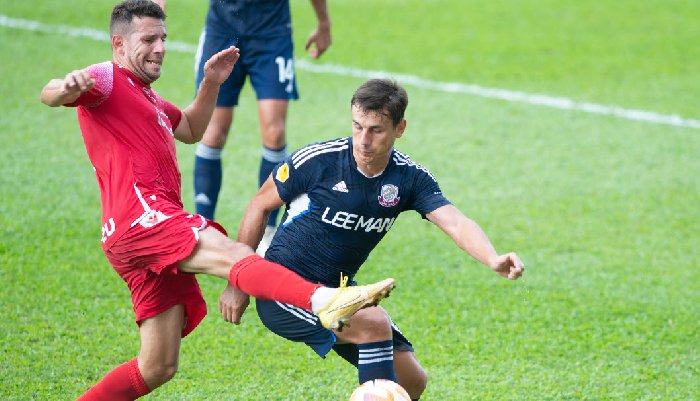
[195,29,299,107]
[256,299,414,362]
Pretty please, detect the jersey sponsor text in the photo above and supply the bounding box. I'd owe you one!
[321,207,395,233]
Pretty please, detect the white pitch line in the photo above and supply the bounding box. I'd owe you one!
[3,14,698,130]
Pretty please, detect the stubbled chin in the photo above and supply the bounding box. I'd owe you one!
[143,70,160,84]
[147,64,162,76]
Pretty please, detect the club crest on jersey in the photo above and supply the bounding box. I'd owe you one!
[276,163,290,183]
[378,184,400,207]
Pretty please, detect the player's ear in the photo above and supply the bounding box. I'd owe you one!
[395,119,407,138]
[111,35,125,55]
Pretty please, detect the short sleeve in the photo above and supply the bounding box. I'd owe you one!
[272,154,313,203]
[411,167,451,217]
[66,62,113,108]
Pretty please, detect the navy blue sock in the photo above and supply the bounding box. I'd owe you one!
[357,340,397,384]
[194,143,223,220]
[259,145,287,226]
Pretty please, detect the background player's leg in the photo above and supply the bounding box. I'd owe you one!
[194,107,233,219]
[256,99,289,255]
[394,350,428,400]
[75,306,185,401]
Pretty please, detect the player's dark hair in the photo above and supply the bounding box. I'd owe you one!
[351,79,408,127]
[110,0,166,35]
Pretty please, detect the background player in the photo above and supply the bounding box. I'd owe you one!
[220,79,525,400]
[187,0,332,255]
[39,2,391,399]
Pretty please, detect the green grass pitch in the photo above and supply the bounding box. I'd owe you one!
[1,0,698,399]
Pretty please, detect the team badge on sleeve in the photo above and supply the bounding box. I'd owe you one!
[378,184,400,207]
[276,162,290,183]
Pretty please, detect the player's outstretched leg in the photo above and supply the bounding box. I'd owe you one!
[178,228,396,329]
[315,278,396,330]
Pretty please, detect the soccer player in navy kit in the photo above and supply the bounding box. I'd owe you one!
[187,0,332,255]
[220,79,526,400]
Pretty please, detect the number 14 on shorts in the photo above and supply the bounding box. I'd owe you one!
[275,56,294,93]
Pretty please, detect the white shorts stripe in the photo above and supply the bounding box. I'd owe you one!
[276,301,318,325]
[194,29,205,81]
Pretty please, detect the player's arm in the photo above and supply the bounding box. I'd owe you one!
[305,0,332,58]
[173,46,239,144]
[426,204,525,280]
[237,176,286,249]
[40,69,95,107]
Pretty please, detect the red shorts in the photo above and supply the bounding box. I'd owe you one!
[105,209,227,337]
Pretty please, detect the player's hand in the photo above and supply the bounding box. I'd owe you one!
[61,69,95,96]
[202,46,240,86]
[218,283,250,325]
[305,25,331,59]
[489,252,525,280]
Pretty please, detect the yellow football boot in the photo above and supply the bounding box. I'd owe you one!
[317,277,396,330]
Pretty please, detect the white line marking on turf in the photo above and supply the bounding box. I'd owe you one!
[294,60,700,129]
[3,14,698,130]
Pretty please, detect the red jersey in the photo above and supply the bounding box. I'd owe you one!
[67,62,184,249]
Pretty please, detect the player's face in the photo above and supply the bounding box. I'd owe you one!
[115,17,166,84]
[351,105,406,172]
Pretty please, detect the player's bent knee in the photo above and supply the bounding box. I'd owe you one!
[140,359,179,388]
[202,129,229,148]
[157,362,179,384]
[262,124,286,147]
[351,307,393,341]
[202,110,233,147]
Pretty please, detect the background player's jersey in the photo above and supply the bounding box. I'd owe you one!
[67,62,183,249]
[206,0,292,38]
[266,137,451,286]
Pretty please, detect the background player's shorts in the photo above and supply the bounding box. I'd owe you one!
[195,30,299,107]
[105,210,228,337]
[256,298,414,362]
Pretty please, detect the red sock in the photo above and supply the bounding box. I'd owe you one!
[76,358,150,401]
[229,255,322,310]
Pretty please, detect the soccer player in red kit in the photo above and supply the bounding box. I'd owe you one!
[39,1,394,400]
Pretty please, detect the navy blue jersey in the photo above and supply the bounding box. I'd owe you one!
[206,0,291,38]
[266,137,451,286]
